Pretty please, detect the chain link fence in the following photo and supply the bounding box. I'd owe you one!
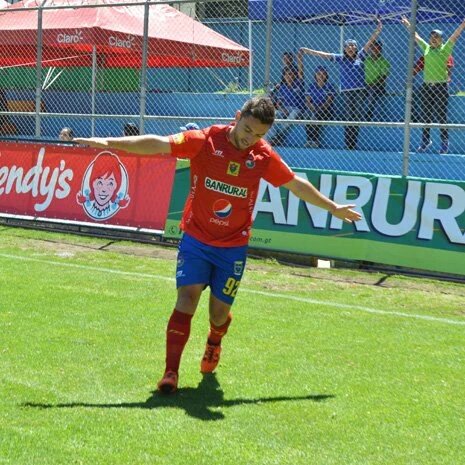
[1,0,465,181]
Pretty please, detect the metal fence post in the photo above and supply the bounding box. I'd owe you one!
[139,0,150,135]
[91,46,97,137]
[248,18,253,97]
[35,0,48,138]
[263,0,273,93]
[402,0,419,177]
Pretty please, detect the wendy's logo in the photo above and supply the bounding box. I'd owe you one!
[77,152,130,221]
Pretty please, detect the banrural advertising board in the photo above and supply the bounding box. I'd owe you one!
[165,167,465,277]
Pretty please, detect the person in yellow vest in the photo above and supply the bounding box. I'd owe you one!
[401,16,465,154]
[364,40,390,121]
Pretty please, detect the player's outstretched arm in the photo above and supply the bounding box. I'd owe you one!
[73,135,172,156]
[283,176,362,223]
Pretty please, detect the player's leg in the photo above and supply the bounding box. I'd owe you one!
[157,284,204,393]
[158,234,211,393]
[200,244,247,373]
[200,294,233,374]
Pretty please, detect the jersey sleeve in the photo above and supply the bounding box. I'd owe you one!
[262,150,295,187]
[169,129,206,159]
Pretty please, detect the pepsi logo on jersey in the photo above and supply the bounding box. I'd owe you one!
[212,199,232,218]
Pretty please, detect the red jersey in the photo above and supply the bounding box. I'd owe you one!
[169,124,295,247]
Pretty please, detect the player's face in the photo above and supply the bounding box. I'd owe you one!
[92,173,117,206]
[231,115,272,150]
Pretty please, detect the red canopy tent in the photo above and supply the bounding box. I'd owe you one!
[0,0,249,68]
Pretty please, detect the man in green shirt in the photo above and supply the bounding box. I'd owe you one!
[402,17,465,154]
[364,40,391,120]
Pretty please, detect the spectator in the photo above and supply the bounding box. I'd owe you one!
[401,17,465,154]
[298,54,335,147]
[300,20,383,150]
[180,122,200,131]
[266,67,305,146]
[412,56,454,122]
[59,127,74,141]
[413,55,454,84]
[281,51,299,81]
[270,52,299,105]
[123,122,139,136]
[364,40,391,121]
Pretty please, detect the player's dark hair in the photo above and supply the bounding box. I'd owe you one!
[240,97,275,126]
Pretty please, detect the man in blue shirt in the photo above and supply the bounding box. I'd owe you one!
[299,59,335,148]
[266,67,305,146]
[299,20,382,150]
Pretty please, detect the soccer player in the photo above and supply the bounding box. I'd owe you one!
[74,97,362,394]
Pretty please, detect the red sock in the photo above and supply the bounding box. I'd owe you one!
[208,312,232,346]
[165,309,193,374]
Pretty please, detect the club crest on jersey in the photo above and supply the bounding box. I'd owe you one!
[227,161,240,176]
[172,133,185,145]
[234,261,244,276]
[213,199,232,218]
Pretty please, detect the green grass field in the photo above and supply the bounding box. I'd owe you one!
[1,227,464,465]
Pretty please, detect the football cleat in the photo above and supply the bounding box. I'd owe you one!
[157,370,178,394]
[200,343,222,373]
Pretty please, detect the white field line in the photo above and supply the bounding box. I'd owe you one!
[1,252,464,327]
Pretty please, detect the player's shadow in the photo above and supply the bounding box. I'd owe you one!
[23,373,334,421]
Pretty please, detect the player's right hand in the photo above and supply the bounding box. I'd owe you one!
[73,137,109,148]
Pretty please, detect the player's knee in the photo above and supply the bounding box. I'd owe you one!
[209,300,231,326]
[176,285,203,312]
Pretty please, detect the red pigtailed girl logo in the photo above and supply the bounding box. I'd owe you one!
[77,152,130,221]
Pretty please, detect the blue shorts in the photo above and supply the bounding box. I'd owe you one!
[176,233,248,305]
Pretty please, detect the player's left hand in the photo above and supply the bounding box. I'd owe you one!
[331,204,362,223]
